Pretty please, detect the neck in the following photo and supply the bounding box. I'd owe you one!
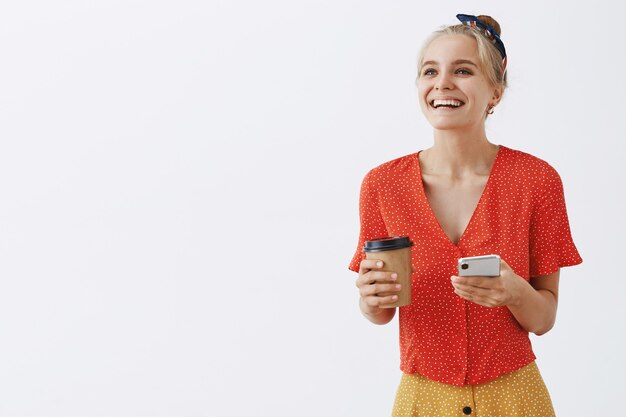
[421,125,499,178]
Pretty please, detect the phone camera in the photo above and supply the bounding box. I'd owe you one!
[461,263,469,270]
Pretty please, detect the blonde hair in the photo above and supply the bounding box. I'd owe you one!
[417,15,507,92]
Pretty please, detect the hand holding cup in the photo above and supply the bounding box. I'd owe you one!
[356,236,414,310]
[355,259,402,312]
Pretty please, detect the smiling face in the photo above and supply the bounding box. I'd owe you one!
[417,34,502,132]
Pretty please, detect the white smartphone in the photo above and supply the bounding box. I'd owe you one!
[458,254,501,277]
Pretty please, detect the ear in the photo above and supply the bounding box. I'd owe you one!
[491,84,503,107]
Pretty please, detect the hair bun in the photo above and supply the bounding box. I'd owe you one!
[477,15,501,35]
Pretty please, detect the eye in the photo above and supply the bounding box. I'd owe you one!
[422,68,436,76]
[456,68,473,75]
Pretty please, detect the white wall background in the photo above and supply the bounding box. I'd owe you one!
[0,0,624,416]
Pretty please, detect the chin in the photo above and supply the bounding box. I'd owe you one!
[424,113,481,131]
[426,119,469,130]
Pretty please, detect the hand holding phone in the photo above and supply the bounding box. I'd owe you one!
[457,254,501,277]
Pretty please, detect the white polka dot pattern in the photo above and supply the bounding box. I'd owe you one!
[349,145,582,386]
[392,361,556,416]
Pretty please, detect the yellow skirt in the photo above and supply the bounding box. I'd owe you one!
[392,361,555,417]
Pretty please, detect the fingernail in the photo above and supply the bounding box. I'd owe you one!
[395,284,401,290]
[392,295,398,300]
[391,273,398,280]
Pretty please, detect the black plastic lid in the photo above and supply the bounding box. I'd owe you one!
[363,236,413,252]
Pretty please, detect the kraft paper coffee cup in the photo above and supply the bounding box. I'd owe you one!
[363,236,413,308]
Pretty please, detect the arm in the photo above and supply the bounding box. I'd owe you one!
[506,270,559,336]
[350,170,397,325]
[451,259,560,336]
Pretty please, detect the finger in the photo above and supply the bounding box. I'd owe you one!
[454,286,500,307]
[364,294,399,308]
[359,259,385,274]
[356,270,398,288]
[453,286,472,299]
[452,282,477,298]
[451,275,496,290]
[368,270,398,283]
[453,282,495,298]
[459,290,494,306]
[378,294,401,307]
[360,282,402,298]
[498,257,514,274]
[454,287,483,303]
[451,282,474,294]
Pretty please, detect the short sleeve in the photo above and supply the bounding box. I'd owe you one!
[348,170,388,273]
[529,166,583,277]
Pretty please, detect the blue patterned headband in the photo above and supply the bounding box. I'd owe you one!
[456,14,507,80]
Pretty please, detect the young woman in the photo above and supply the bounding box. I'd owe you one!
[349,14,582,416]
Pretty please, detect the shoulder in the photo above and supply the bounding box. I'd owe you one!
[362,152,419,185]
[499,146,565,201]
[500,146,563,185]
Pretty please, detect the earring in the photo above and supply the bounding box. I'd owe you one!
[487,105,495,115]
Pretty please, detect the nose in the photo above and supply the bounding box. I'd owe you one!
[435,72,454,90]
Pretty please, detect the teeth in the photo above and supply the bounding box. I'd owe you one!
[432,99,463,108]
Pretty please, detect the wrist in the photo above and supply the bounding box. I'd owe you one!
[364,307,386,318]
[360,298,382,315]
[508,275,531,307]
[360,298,394,321]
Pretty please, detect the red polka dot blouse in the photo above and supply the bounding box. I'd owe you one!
[349,145,582,386]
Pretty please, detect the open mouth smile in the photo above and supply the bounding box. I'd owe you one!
[430,99,465,109]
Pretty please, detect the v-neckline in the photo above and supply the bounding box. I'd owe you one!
[415,145,504,248]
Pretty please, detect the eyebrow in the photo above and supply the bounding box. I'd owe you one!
[422,59,478,67]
